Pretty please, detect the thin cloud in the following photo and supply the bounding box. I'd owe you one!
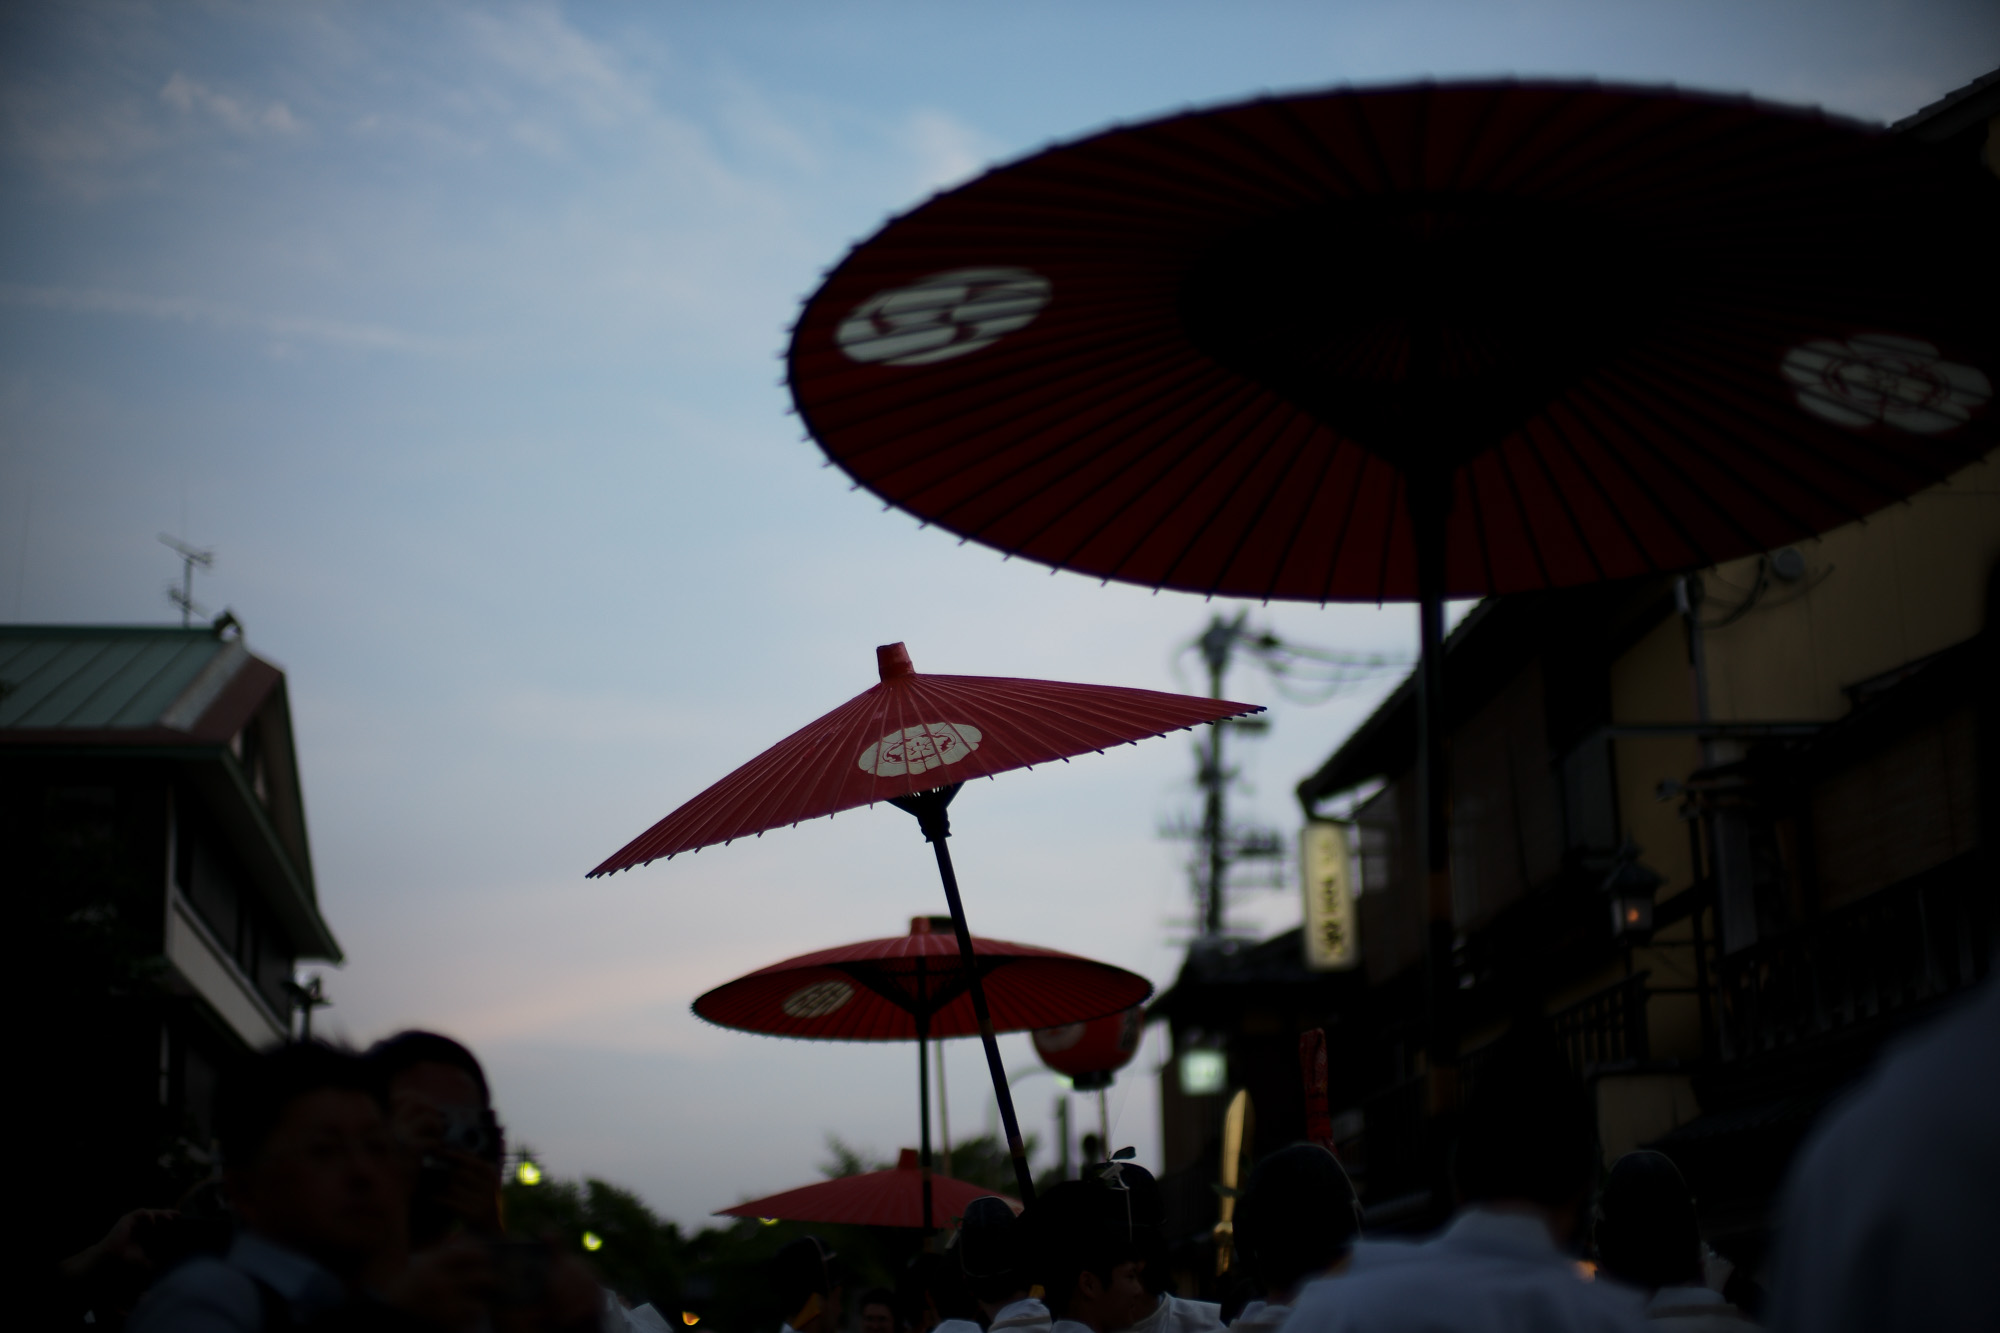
[160,72,303,136]
[0,283,469,356]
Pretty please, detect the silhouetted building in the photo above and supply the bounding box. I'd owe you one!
[2,619,340,1263]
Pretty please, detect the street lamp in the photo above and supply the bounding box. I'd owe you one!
[1602,841,1666,939]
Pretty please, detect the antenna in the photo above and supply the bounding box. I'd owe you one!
[159,534,214,628]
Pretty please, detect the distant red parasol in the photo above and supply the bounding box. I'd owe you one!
[717,1149,1015,1230]
[694,918,1152,1042]
[591,642,1258,1204]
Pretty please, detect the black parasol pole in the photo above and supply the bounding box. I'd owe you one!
[1410,472,1459,1206]
[917,1001,935,1233]
[891,783,1038,1204]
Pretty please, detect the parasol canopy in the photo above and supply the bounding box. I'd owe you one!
[694,917,1152,1041]
[787,82,1997,603]
[718,1149,1016,1229]
[590,641,1259,874]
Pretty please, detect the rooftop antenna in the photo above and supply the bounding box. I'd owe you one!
[159,534,214,628]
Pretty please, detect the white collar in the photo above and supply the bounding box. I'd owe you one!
[1649,1285,1728,1309]
[992,1298,1050,1324]
[1435,1206,1569,1263]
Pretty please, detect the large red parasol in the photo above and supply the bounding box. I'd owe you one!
[717,1149,1015,1230]
[784,82,1999,1120]
[694,916,1149,1229]
[592,643,1258,1202]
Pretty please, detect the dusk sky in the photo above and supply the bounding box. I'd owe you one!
[5,1,1995,1227]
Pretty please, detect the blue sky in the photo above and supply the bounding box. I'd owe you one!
[5,1,1995,1225]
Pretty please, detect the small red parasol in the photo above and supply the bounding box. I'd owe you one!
[696,917,1151,1230]
[717,1149,1015,1230]
[592,643,1258,1203]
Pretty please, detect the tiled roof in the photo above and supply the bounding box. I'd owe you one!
[0,626,253,735]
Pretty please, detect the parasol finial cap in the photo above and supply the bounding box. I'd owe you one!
[877,642,915,681]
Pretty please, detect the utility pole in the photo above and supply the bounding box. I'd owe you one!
[1172,614,1406,939]
[1196,614,1241,936]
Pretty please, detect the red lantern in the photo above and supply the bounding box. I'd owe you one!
[1033,1006,1144,1091]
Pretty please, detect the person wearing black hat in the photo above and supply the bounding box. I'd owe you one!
[774,1236,843,1333]
[1027,1161,1220,1333]
[1597,1152,1759,1331]
[1229,1145,1361,1333]
[1087,1160,1220,1333]
[936,1196,1050,1333]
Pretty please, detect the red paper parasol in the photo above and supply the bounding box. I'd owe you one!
[717,1149,1015,1230]
[592,643,1258,1202]
[694,916,1148,1228]
[694,918,1151,1041]
[783,82,1999,1115]
[789,84,1996,602]
[590,643,1256,866]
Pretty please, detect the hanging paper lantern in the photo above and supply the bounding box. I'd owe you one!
[1033,1006,1144,1090]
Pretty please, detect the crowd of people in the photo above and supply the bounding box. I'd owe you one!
[37,977,1999,1333]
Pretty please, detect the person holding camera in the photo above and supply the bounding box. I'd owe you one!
[365,1030,608,1332]
[365,1032,507,1247]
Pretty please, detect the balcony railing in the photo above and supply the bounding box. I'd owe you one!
[1552,970,1652,1072]
[1718,856,1991,1064]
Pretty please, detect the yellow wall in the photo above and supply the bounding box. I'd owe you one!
[1608,614,1703,892]
[1703,452,2000,722]
[1604,450,2000,896]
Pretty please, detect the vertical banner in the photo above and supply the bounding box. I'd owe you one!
[1301,819,1359,970]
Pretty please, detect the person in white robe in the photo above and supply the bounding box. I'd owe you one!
[1029,1170,1210,1333]
[1281,1038,1647,1333]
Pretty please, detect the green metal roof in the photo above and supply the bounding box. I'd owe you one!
[0,626,236,730]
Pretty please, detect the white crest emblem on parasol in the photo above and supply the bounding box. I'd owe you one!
[857,722,984,778]
[837,267,1051,366]
[781,980,854,1018]
[1781,334,1991,434]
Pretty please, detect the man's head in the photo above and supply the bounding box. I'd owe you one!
[1596,1151,1702,1292]
[956,1196,1025,1312]
[1453,1036,1594,1230]
[1237,1144,1361,1301]
[773,1235,841,1333]
[1024,1179,1157,1333]
[365,1030,497,1161]
[217,1042,400,1278]
[857,1286,896,1333]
